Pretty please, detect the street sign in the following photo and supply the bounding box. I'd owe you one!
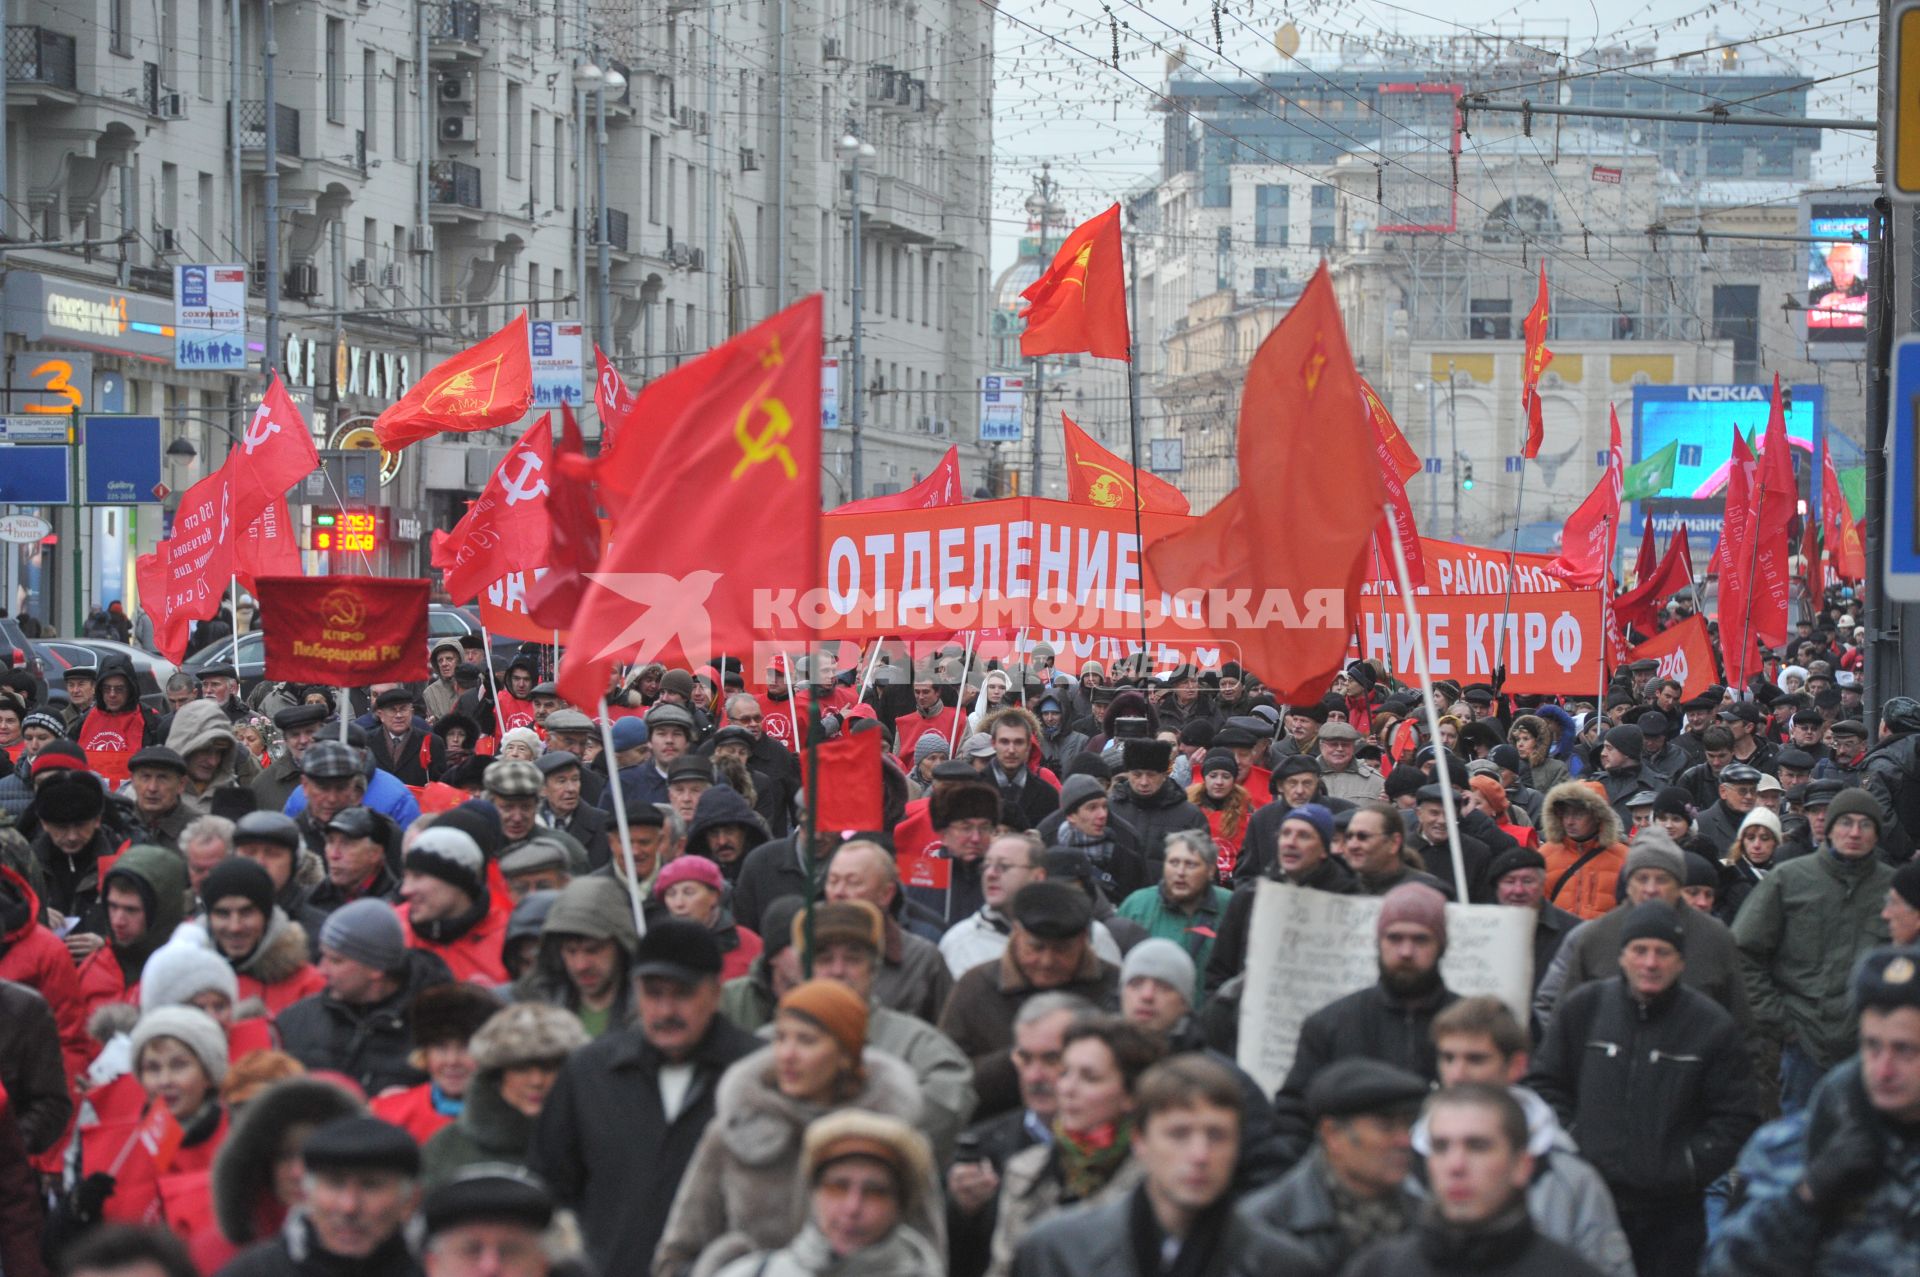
[979,376,1024,443]
[0,514,50,542]
[1887,336,1920,599]
[0,445,71,504]
[1893,1,1920,202]
[527,319,584,407]
[82,415,162,504]
[0,416,69,443]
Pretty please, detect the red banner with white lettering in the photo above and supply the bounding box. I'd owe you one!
[1625,614,1720,700]
[1348,589,1607,694]
[255,577,430,685]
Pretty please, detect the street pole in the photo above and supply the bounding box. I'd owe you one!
[595,82,612,358]
[848,141,865,502]
[575,81,587,348]
[1027,164,1055,494]
[1447,359,1459,540]
[261,0,280,377]
[1426,377,1438,529]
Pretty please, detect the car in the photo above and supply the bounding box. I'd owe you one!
[0,617,65,704]
[41,640,179,713]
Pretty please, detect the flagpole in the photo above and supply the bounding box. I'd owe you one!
[595,697,646,938]
[858,636,887,698]
[949,631,975,752]
[1367,542,1395,677]
[1493,458,1526,682]
[1382,505,1468,897]
[1123,217,1151,664]
[1598,514,1615,716]
[336,686,350,745]
[478,622,508,739]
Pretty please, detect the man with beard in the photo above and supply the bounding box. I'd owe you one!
[1271,883,1459,1165]
[494,656,540,732]
[77,659,154,755]
[682,783,770,883]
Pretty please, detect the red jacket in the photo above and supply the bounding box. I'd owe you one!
[369,1082,455,1143]
[74,946,132,1026]
[894,707,963,767]
[396,898,512,985]
[0,866,91,1078]
[226,913,328,1018]
[719,926,762,984]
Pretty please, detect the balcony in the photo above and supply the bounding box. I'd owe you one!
[429,160,482,218]
[428,0,481,50]
[863,173,941,245]
[6,25,77,93]
[593,207,629,253]
[231,101,300,156]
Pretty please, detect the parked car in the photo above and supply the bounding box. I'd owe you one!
[42,640,178,713]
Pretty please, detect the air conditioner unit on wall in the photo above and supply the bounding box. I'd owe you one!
[284,263,320,298]
[347,258,372,286]
[159,91,185,119]
[439,74,472,103]
[673,104,694,129]
[441,116,474,142]
[687,246,705,272]
[382,262,407,289]
[822,36,844,61]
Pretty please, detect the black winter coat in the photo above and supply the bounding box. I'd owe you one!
[0,978,70,1154]
[365,726,445,786]
[1525,975,1760,1210]
[218,1218,423,1277]
[1106,777,1208,871]
[529,1015,760,1273]
[729,833,816,934]
[1343,1208,1608,1277]
[1860,730,1920,863]
[273,949,451,1095]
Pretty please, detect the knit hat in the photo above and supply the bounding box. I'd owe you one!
[1487,847,1547,885]
[436,802,505,860]
[1618,900,1687,953]
[1602,724,1644,762]
[140,934,240,1012]
[1653,787,1694,820]
[1280,803,1335,851]
[1682,852,1720,890]
[1120,938,1196,1008]
[795,899,885,957]
[1824,787,1884,834]
[131,1005,229,1087]
[777,979,869,1065]
[801,1110,934,1217]
[1200,749,1238,779]
[200,857,275,917]
[469,1003,590,1073]
[1059,773,1107,816]
[912,732,951,765]
[21,711,64,738]
[404,827,487,902]
[1737,807,1783,843]
[319,898,408,973]
[1377,882,1447,949]
[1893,860,1920,911]
[654,854,724,896]
[1623,827,1685,885]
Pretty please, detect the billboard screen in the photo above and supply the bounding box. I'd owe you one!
[1801,194,1872,362]
[1630,384,1823,544]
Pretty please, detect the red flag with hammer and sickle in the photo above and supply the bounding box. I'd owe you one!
[558,297,823,710]
[1521,261,1554,459]
[1019,204,1131,361]
[430,415,554,604]
[374,314,534,450]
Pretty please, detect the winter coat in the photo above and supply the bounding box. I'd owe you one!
[683,784,773,876]
[1410,1085,1635,1277]
[990,766,1062,833]
[218,1213,423,1277]
[1525,974,1760,1210]
[284,768,420,831]
[1105,777,1208,871]
[531,1013,762,1273]
[165,699,261,796]
[225,909,326,1018]
[514,876,640,1032]
[1537,781,1629,921]
[396,892,513,985]
[1032,810,1149,903]
[1704,1057,1920,1277]
[210,1077,365,1260]
[0,1100,45,1277]
[80,843,192,1018]
[420,1071,536,1186]
[1011,1182,1316,1277]
[1341,1208,1609,1277]
[0,978,70,1154]
[1859,730,1920,862]
[299,855,402,935]
[1548,900,1751,1030]
[251,751,303,815]
[0,865,90,1075]
[547,801,613,872]
[717,1224,943,1277]
[1236,1145,1420,1275]
[990,1143,1144,1277]
[1115,882,1230,1003]
[652,1045,938,1277]
[274,949,452,1095]
[938,942,1120,1119]
[31,823,116,924]
[1732,847,1893,1069]
[730,833,817,934]
[867,911,952,1023]
[366,1082,455,1144]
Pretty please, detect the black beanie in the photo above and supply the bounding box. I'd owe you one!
[200,857,275,916]
[1385,765,1426,802]
[1618,900,1686,953]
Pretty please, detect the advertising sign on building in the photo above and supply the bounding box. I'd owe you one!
[528,320,584,408]
[174,264,249,370]
[822,359,841,431]
[979,375,1024,442]
[1800,192,1872,363]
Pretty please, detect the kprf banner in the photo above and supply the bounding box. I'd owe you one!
[256,576,429,685]
[1348,590,1606,694]
[1625,614,1719,700]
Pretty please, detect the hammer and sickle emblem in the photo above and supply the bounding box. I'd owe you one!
[243,402,281,454]
[500,450,549,506]
[732,397,796,480]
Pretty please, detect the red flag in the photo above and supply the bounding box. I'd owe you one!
[1545,405,1623,588]
[1822,439,1865,580]
[230,373,320,517]
[373,314,535,450]
[1632,514,1657,589]
[1360,378,1424,590]
[430,415,555,604]
[135,468,239,661]
[802,727,884,831]
[1749,376,1797,649]
[1716,427,1762,685]
[1145,265,1382,701]
[256,576,430,685]
[1062,414,1189,514]
[524,403,602,629]
[576,330,741,506]
[1614,526,1697,634]
[835,446,964,513]
[1627,613,1719,700]
[235,498,301,592]
[594,344,638,453]
[1018,205,1130,360]
[558,297,823,710]
[1520,262,1554,459]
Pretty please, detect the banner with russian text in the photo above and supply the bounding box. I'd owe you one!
[256,576,430,685]
[1624,614,1719,700]
[1348,589,1607,694]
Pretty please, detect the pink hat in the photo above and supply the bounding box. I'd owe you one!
[1377,882,1448,949]
[654,854,724,896]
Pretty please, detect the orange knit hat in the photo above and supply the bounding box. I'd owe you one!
[777,978,869,1065]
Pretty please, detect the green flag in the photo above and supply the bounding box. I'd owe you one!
[1623,440,1679,501]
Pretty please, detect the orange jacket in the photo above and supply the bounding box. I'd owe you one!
[1539,837,1628,920]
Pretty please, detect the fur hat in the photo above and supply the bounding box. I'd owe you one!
[410,982,503,1052]
[1122,738,1174,773]
[801,1110,934,1218]
[131,1005,229,1087]
[468,1003,590,1073]
[929,778,1001,830]
[212,1076,365,1244]
[35,770,105,825]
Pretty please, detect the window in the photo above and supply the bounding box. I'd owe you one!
[506,83,524,179]
[1309,224,1335,248]
[197,0,214,98]
[394,61,409,159]
[325,19,345,123]
[552,117,566,209]
[529,114,542,208]
[1310,184,1335,209]
[110,0,129,54]
[1713,284,1760,381]
[1483,196,1558,242]
[1217,226,1231,291]
[1255,185,1289,246]
[1469,298,1512,340]
[648,135,662,223]
[363,51,377,149]
[197,172,212,256]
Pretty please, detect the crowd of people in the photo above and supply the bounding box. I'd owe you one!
[0,603,1916,1277]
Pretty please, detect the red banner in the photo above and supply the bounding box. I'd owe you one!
[1626,614,1719,700]
[431,415,554,604]
[256,577,430,685]
[135,468,238,660]
[1349,590,1607,694]
[835,445,964,514]
[1366,538,1569,596]
[235,497,301,592]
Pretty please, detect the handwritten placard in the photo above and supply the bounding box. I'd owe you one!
[1237,883,1536,1095]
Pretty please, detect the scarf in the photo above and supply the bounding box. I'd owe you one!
[1415,1201,1536,1270]
[1054,1117,1133,1202]
[1125,1181,1233,1277]
[781,1221,938,1276]
[412,890,492,945]
[1324,1158,1412,1257]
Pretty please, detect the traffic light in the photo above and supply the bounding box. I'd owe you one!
[1461,461,1475,491]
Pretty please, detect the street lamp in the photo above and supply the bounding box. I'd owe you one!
[574,60,624,359]
[840,130,875,503]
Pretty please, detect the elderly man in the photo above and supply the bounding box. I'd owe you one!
[294,740,379,857]
[535,751,610,870]
[704,692,798,832]
[397,825,510,984]
[1528,902,1759,1277]
[367,688,444,786]
[904,775,1003,930]
[423,639,464,721]
[1237,1060,1429,1271]
[1696,762,1765,856]
[278,898,452,1094]
[1317,720,1385,801]
[420,1166,567,1277]
[1271,883,1459,1165]
[940,831,1127,979]
[124,746,195,850]
[195,663,249,723]
[939,881,1120,1119]
[822,838,952,1021]
[531,919,760,1272]
[180,813,234,904]
[482,758,546,851]
[253,703,326,812]
[1115,830,1230,992]
[305,805,402,924]
[1346,799,1452,897]
[1733,787,1895,1113]
[218,1116,424,1277]
[1489,847,1580,1002]
[233,809,326,932]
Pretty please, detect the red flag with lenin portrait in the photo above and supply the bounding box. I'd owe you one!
[558,297,823,711]
[256,577,430,685]
[1145,265,1382,703]
[431,415,555,604]
[373,314,534,450]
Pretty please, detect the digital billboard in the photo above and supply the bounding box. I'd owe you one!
[1801,193,1872,362]
[1630,384,1823,544]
